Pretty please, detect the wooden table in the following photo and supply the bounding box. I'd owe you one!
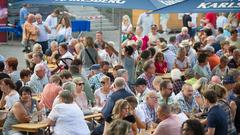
[84,113,102,121]
[12,122,48,135]
[32,95,41,102]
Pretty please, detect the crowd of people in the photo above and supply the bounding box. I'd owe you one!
[0,4,240,135]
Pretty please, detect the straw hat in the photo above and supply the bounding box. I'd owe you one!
[159,42,168,52]
[179,40,191,48]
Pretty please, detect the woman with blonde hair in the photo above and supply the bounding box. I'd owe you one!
[107,119,133,135]
[94,76,113,108]
[73,77,89,110]
[193,77,208,110]
[25,43,43,69]
[174,47,190,71]
[103,99,137,135]
[56,15,72,43]
[122,15,133,42]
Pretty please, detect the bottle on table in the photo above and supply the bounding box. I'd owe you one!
[30,104,38,123]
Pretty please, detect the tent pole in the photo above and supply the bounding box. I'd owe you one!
[118,9,122,63]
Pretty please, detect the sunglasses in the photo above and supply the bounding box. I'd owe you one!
[101,81,105,85]
[76,83,84,86]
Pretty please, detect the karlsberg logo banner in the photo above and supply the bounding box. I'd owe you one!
[197,1,240,9]
[54,0,126,4]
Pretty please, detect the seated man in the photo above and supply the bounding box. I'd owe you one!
[136,91,158,125]
[134,78,151,103]
[39,75,63,111]
[15,69,31,92]
[5,57,20,83]
[101,77,133,119]
[158,80,175,105]
[28,64,48,93]
[175,83,199,117]
[193,53,212,80]
[88,64,105,91]
[153,104,181,135]
[59,70,73,84]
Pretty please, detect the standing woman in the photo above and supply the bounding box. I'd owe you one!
[121,15,133,42]
[78,36,100,77]
[56,15,72,44]
[3,86,40,135]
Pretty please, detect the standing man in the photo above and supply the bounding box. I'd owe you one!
[137,12,154,36]
[45,9,60,45]
[34,14,51,54]
[22,14,39,53]
[94,31,106,50]
[19,3,29,28]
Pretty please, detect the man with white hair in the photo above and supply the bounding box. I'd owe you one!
[34,13,51,54]
[206,35,221,53]
[99,41,119,67]
[176,27,190,44]
[28,64,48,93]
[101,77,134,119]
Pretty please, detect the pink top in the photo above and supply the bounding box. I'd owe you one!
[153,114,181,135]
[132,35,149,51]
[40,83,63,110]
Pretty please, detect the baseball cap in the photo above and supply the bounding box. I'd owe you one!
[89,64,100,70]
[134,78,147,85]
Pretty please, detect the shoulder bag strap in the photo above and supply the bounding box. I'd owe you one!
[85,48,96,64]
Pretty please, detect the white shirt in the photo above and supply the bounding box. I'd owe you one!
[33,21,49,42]
[137,13,154,36]
[60,51,74,67]
[217,15,228,28]
[45,15,58,40]
[4,90,19,110]
[99,50,119,67]
[48,103,90,135]
[57,27,72,43]
[163,49,176,71]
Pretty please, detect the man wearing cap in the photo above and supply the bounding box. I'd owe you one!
[148,24,161,46]
[203,46,220,70]
[88,64,105,91]
[223,75,237,102]
[134,78,151,103]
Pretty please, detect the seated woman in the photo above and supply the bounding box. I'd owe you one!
[73,77,89,110]
[47,90,90,135]
[174,47,190,71]
[2,86,40,135]
[25,43,43,69]
[154,52,167,74]
[103,99,137,135]
[0,78,19,110]
[94,76,113,108]
[107,119,133,135]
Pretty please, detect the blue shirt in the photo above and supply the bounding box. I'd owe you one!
[19,7,28,26]
[207,105,227,135]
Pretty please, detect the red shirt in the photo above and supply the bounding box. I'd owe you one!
[205,12,217,28]
[155,61,168,74]
[236,12,240,21]
[132,35,149,51]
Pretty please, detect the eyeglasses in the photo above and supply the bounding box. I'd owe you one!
[76,83,84,86]
[101,81,105,85]
[150,96,158,99]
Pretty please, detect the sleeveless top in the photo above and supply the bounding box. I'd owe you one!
[234,96,240,133]
[3,99,37,134]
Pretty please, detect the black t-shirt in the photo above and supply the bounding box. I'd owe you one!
[106,114,136,124]
[207,105,227,135]
[182,14,192,31]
